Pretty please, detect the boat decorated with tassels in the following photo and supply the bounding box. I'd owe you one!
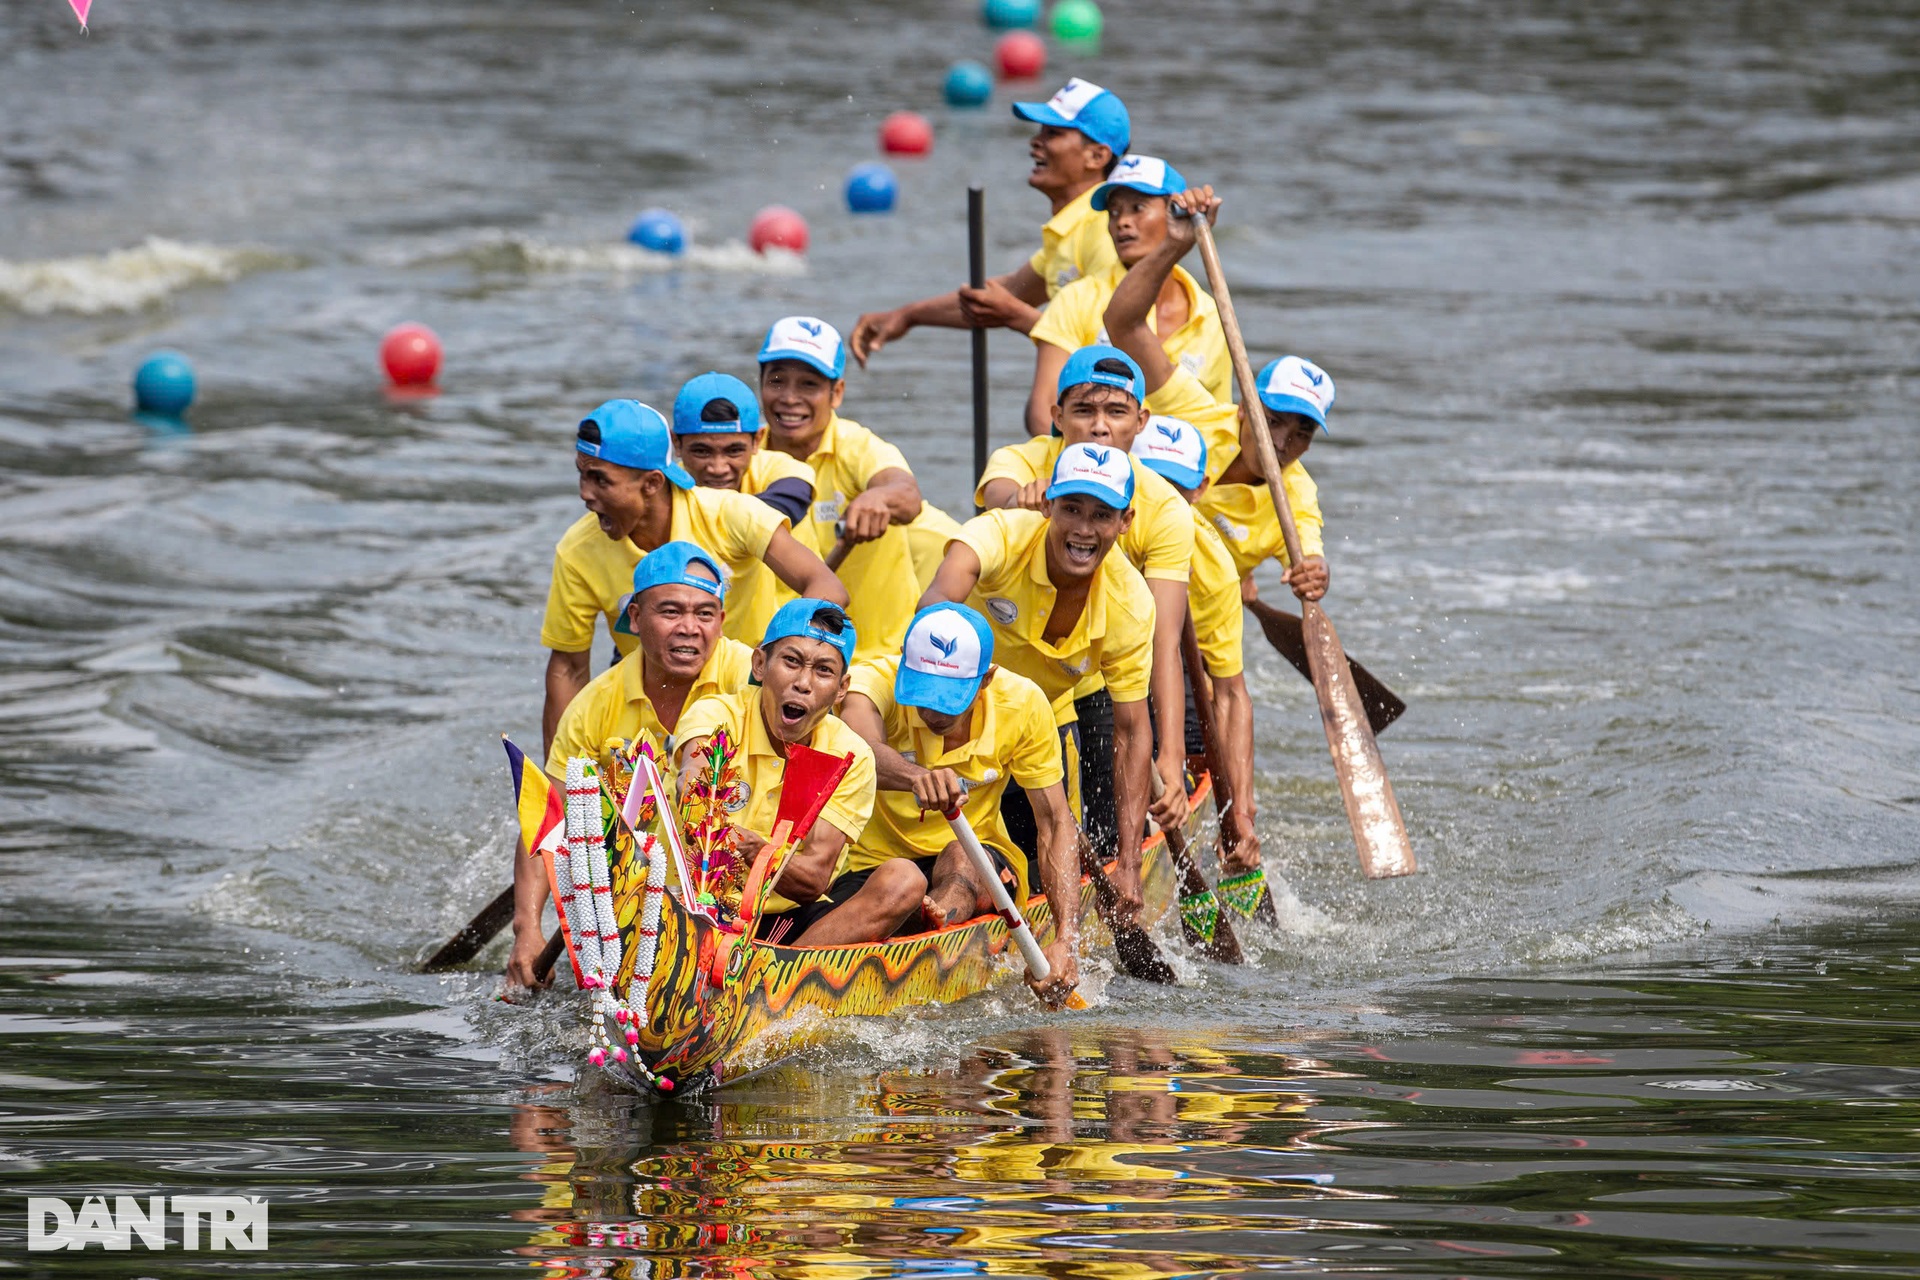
[530,738,1202,1095]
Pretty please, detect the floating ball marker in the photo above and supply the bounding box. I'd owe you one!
[627,208,686,255]
[845,162,898,213]
[133,350,195,416]
[944,60,993,108]
[381,323,442,387]
[982,0,1040,29]
[878,110,934,156]
[748,205,809,255]
[995,30,1047,80]
[1050,0,1103,47]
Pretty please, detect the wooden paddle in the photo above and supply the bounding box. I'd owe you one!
[1151,765,1244,964]
[1191,217,1416,880]
[1179,617,1280,929]
[1245,597,1406,735]
[421,885,515,972]
[968,185,989,486]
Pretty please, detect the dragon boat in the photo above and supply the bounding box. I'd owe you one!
[522,738,1205,1095]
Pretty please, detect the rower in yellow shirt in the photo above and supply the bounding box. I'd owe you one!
[921,444,1156,925]
[756,317,923,660]
[670,372,816,645]
[848,78,1132,362]
[539,398,846,758]
[835,603,1081,1005]
[1023,155,1229,436]
[511,541,753,991]
[1102,185,1329,602]
[673,599,878,945]
[975,345,1194,838]
[1128,416,1263,871]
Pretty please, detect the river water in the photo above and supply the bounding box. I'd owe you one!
[2,0,1917,1274]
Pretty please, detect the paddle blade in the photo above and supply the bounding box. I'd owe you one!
[1302,604,1416,879]
[1250,600,1406,735]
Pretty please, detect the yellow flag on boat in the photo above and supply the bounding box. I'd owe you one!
[502,736,566,860]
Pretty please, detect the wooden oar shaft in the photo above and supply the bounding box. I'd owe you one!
[968,185,989,485]
[420,885,517,972]
[1178,616,1233,820]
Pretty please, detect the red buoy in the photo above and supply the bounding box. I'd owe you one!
[381,323,442,387]
[995,30,1046,79]
[878,110,934,156]
[748,205,810,255]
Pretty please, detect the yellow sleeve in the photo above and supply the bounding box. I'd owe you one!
[1146,367,1240,464]
[1003,678,1065,791]
[1188,519,1245,679]
[712,489,787,561]
[540,543,601,653]
[1283,462,1324,560]
[847,657,896,714]
[1133,477,1195,582]
[749,448,816,490]
[844,424,911,484]
[671,692,739,755]
[973,440,1048,507]
[1028,276,1097,353]
[957,511,1018,588]
[819,735,878,841]
[1099,566,1156,705]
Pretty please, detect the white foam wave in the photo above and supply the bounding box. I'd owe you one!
[1526,894,1704,964]
[0,237,296,316]
[437,231,805,277]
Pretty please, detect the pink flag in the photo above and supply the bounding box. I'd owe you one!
[68,0,91,26]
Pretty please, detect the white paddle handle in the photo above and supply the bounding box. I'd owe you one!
[945,772,1050,980]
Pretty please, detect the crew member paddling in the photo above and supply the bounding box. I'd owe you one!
[975,346,1195,839]
[834,604,1081,1004]
[756,317,924,660]
[849,78,1133,362]
[921,444,1156,924]
[671,372,817,644]
[511,542,753,989]
[1023,155,1230,436]
[673,600,879,944]
[540,398,846,757]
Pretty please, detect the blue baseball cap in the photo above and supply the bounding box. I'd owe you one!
[760,597,857,672]
[576,400,694,488]
[612,541,727,635]
[757,316,846,380]
[1046,441,1135,511]
[896,603,995,717]
[1254,356,1336,432]
[1011,78,1131,157]
[1091,155,1188,211]
[1056,344,1144,403]
[672,372,761,435]
[1130,414,1208,492]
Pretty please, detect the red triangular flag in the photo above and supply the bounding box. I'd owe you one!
[775,743,853,842]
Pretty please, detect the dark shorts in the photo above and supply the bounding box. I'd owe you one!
[826,845,1018,903]
[753,899,840,943]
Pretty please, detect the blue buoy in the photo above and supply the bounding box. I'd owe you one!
[133,351,195,417]
[845,162,898,214]
[944,60,994,108]
[982,0,1040,29]
[627,208,686,255]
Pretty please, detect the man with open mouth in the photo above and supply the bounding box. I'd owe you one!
[672,599,882,945]
[918,443,1157,926]
[540,398,846,763]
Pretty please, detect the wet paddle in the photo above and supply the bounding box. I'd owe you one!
[1191,216,1416,880]
[948,773,1087,1008]
[1245,597,1406,735]
[968,185,989,487]
[1151,764,1244,964]
[421,885,515,971]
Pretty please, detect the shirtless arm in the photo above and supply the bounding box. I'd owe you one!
[842,466,922,543]
[919,541,983,610]
[1025,778,1083,1001]
[1104,186,1220,396]
[850,265,1049,364]
[541,649,591,761]
[1108,696,1153,925]
[1025,341,1072,438]
[762,524,851,606]
[1145,580,1191,833]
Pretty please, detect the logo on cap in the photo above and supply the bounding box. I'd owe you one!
[1047,77,1104,120]
[929,634,958,660]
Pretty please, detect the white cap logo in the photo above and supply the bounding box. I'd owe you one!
[1046,78,1106,121]
[1261,356,1334,415]
[904,615,984,679]
[1131,415,1204,474]
[1108,155,1168,190]
[768,316,843,360]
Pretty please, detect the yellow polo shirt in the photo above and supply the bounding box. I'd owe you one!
[1029,186,1120,297]
[1195,471,1325,576]
[1029,261,1231,402]
[973,435,1193,583]
[711,447,818,645]
[743,446,814,494]
[545,637,755,777]
[903,501,968,592]
[672,689,877,915]
[1187,513,1245,679]
[778,413,919,661]
[540,486,787,657]
[957,509,1154,725]
[844,658,1062,900]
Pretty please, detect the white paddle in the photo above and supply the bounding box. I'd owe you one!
[943,772,1082,1007]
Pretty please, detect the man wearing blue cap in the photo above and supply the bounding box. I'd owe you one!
[671,371,817,645]
[757,317,924,661]
[511,541,753,989]
[1023,155,1229,436]
[673,599,883,945]
[921,443,1158,925]
[541,399,846,760]
[848,77,1132,364]
[831,604,1081,1002]
[977,344,1197,837]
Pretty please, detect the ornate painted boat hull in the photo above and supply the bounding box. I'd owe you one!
[629,777,1208,1090]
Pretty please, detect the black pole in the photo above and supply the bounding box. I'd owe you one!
[968,185,988,492]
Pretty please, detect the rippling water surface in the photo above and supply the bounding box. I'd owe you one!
[2,0,1917,1274]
